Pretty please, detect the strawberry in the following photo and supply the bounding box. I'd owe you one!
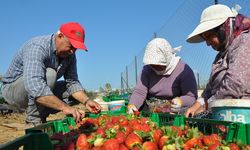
[159,135,169,149]
[208,142,221,150]
[91,147,103,150]
[135,111,140,116]
[123,125,133,136]
[119,118,129,126]
[142,141,158,150]
[202,134,220,146]
[76,134,89,150]
[120,144,129,150]
[172,126,183,137]
[152,129,163,143]
[103,139,120,150]
[228,143,241,150]
[96,128,106,138]
[125,132,142,149]
[184,137,200,149]
[116,131,126,144]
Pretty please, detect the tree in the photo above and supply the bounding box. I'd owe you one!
[104,83,112,93]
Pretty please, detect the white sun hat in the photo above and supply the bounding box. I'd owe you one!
[187,4,236,43]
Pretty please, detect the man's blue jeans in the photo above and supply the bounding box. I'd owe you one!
[1,68,78,123]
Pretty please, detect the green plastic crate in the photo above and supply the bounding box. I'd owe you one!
[140,111,180,126]
[142,112,250,145]
[85,106,127,118]
[0,133,53,150]
[25,117,76,135]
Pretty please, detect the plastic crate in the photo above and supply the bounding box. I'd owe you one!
[85,106,127,118]
[142,112,250,145]
[140,111,180,126]
[25,117,76,135]
[0,133,53,150]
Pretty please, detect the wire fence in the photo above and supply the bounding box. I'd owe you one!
[121,0,250,94]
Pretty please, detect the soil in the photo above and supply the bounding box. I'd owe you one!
[0,104,86,145]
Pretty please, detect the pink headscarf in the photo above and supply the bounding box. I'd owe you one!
[221,14,250,46]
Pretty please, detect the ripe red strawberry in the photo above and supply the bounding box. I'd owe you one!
[228,143,241,150]
[172,126,183,136]
[120,144,129,150]
[96,128,106,138]
[141,123,151,132]
[91,146,103,150]
[159,135,169,149]
[129,119,139,126]
[184,137,200,149]
[208,142,221,150]
[103,139,120,150]
[140,117,148,124]
[125,132,142,149]
[116,131,126,144]
[152,129,163,143]
[123,125,133,136]
[202,134,220,146]
[142,141,158,150]
[133,123,143,131]
[119,118,129,126]
[76,134,89,150]
[134,111,140,116]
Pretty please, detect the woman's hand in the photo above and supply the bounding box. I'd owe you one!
[127,104,138,114]
[171,97,182,112]
[185,101,202,117]
[85,100,102,114]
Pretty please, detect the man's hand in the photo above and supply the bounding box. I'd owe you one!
[171,97,182,112]
[85,100,102,114]
[185,101,202,117]
[62,106,85,123]
[127,104,138,114]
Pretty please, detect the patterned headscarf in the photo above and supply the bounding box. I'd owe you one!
[143,38,181,75]
[219,14,250,47]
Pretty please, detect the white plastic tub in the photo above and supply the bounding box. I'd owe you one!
[108,100,125,111]
[209,99,250,124]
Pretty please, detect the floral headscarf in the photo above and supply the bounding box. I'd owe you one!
[143,38,181,75]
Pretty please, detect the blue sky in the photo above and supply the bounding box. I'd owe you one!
[0,0,249,91]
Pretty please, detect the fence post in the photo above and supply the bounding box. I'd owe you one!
[135,56,138,84]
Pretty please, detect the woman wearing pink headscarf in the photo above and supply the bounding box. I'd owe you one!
[185,4,250,117]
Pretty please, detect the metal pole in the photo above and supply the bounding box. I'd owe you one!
[197,72,200,89]
[120,73,123,94]
[135,56,138,84]
[214,0,218,4]
[126,66,129,93]
[154,32,157,38]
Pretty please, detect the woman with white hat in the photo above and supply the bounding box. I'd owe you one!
[185,4,250,117]
[127,38,197,114]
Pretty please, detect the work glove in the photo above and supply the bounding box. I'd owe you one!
[171,97,182,113]
[127,104,138,114]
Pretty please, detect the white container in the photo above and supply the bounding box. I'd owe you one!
[108,100,125,111]
[98,102,109,111]
[209,99,250,124]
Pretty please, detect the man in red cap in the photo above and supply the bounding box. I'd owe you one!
[1,22,101,126]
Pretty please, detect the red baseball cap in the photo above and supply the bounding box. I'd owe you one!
[60,22,87,51]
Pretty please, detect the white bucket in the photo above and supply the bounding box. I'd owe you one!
[209,99,250,124]
[108,100,125,111]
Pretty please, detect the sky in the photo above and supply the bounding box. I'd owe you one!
[0,0,185,91]
[0,0,249,91]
